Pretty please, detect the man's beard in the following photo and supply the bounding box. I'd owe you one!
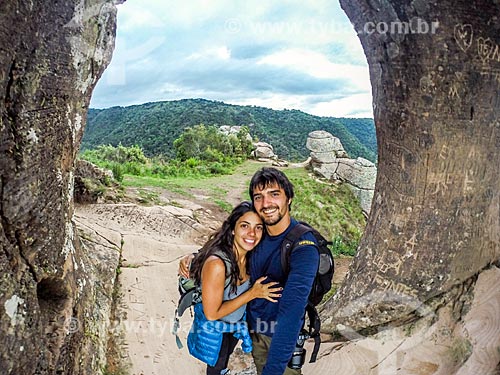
[262,210,284,226]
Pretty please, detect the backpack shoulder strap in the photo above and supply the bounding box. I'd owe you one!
[280,223,315,275]
[305,303,321,363]
[176,288,199,317]
[211,249,233,289]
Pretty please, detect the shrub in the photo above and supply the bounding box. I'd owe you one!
[79,129,249,181]
[111,163,124,182]
[174,124,251,162]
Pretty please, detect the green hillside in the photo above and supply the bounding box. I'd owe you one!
[83,99,377,162]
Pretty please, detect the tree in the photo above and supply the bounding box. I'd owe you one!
[316,1,500,373]
[174,124,252,162]
[235,125,254,156]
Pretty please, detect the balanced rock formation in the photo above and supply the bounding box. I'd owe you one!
[307,130,377,215]
[307,130,348,162]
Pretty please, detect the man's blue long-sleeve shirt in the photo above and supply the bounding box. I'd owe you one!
[247,218,319,375]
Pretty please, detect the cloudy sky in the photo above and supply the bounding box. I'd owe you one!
[90,0,373,118]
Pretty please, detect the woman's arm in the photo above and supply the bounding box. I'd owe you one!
[201,256,281,321]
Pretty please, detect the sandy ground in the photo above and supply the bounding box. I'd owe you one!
[75,198,221,375]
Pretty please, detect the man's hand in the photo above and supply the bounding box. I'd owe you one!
[178,253,195,278]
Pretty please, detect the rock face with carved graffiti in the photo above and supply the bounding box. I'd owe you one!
[318,1,500,373]
[0,1,121,374]
[0,1,499,375]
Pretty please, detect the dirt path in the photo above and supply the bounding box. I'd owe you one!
[75,196,353,375]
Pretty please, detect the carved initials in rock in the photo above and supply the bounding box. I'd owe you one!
[477,37,495,63]
[454,24,474,52]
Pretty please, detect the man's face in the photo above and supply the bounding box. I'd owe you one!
[252,182,290,227]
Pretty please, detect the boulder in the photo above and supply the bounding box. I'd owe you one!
[272,159,289,167]
[74,160,114,204]
[336,157,377,190]
[309,159,339,180]
[252,141,277,159]
[306,130,349,158]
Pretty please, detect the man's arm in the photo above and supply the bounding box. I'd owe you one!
[262,238,319,375]
[178,253,195,278]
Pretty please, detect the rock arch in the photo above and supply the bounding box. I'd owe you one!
[0,1,498,374]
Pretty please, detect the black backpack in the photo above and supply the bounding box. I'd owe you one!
[280,222,335,363]
[172,250,232,349]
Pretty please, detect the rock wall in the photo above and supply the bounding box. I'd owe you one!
[1,1,498,375]
[0,1,120,374]
[321,5,500,374]
[311,266,500,374]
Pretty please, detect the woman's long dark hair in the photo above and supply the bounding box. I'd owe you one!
[190,201,260,294]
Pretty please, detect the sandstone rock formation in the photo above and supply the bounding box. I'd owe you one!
[307,130,377,215]
[1,1,499,375]
[251,141,277,160]
[74,159,115,204]
[307,130,348,161]
[0,1,121,374]
[336,157,377,215]
[319,1,500,373]
[73,200,220,375]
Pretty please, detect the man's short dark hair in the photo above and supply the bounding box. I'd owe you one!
[249,167,294,204]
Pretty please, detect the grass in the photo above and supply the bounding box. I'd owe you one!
[214,199,234,213]
[283,167,366,255]
[136,189,162,205]
[122,160,262,209]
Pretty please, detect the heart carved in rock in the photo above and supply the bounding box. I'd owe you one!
[454,24,473,52]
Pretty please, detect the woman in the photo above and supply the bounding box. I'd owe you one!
[187,201,281,375]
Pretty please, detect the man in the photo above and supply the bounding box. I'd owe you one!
[180,167,319,375]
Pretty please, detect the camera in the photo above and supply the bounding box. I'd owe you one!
[288,331,309,369]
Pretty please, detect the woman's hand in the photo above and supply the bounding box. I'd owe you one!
[178,253,195,278]
[250,276,282,302]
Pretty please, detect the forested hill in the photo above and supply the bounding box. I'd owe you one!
[83,99,377,162]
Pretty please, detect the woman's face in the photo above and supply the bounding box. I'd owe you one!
[233,211,264,253]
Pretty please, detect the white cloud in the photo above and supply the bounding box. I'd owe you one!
[310,93,373,118]
[227,93,305,112]
[257,49,370,91]
[187,46,231,61]
[90,1,372,118]
[117,2,165,30]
